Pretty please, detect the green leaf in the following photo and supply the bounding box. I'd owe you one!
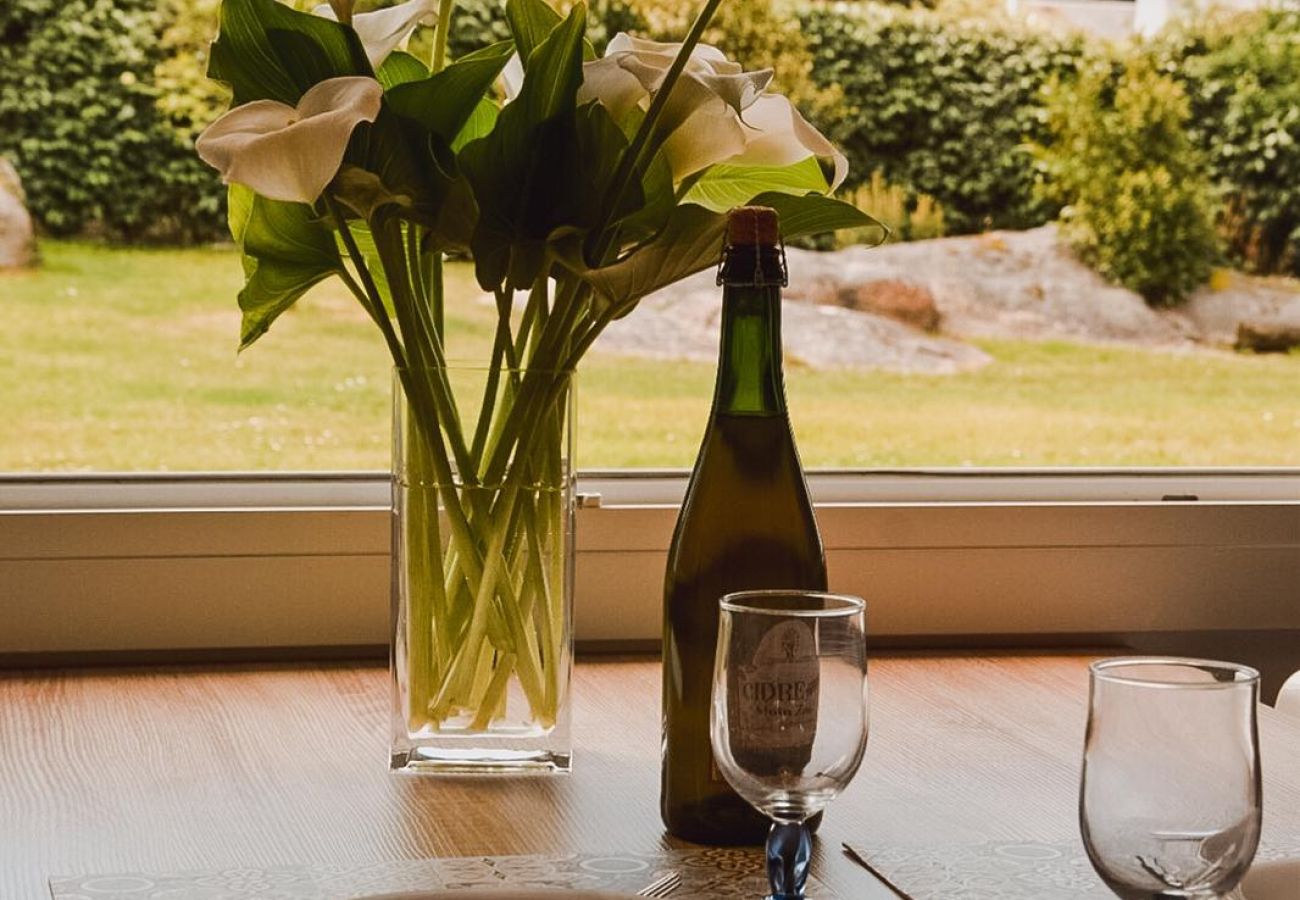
[682,158,831,213]
[452,98,500,152]
[343,104,474,245]
[385,41,512,143]
[332,165,413,219]
[616,148,676,245]
[208,0,372,105]
[459,4,588,290]
[506,0,562,68]
[572,203,724,318]
[227,185,342,350]
[377,51,429,90]
[575,192,880,316]
[763,192,883,243]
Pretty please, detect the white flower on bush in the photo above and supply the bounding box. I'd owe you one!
[579,34,846,186]
[314,0,440,67]
[196,77,382,204]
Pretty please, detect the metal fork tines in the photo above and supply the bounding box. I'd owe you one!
[636,870,682,897]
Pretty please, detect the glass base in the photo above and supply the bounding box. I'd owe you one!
[390,746,572,774]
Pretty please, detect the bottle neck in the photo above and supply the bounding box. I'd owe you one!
[714,246,787,417]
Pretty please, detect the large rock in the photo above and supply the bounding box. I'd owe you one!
[0,159,35,269]
[1172,270,1300,348]
[595,269,992,375]
[586,225,1300,372]
[836,278,941,332]
[785,226,1197,347]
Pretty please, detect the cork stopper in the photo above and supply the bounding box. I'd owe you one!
[726,206,781,247]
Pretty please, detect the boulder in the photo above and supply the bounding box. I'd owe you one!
[1235,322,1300,354]
[594,269,992,375]
[0,158,35,269]
[836,279,941,332]
[785,227,1195,347]
[1173,270,1300,347]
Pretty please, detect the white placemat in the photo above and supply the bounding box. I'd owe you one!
[843,839,1296,900]
[51,848,842,900]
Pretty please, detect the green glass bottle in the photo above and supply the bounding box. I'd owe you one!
[660,207,828,845]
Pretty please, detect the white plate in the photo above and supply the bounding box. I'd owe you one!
[1242,858,1300,900]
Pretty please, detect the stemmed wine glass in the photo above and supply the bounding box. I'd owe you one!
[710,590,869,900]
[1080,657,1262,900]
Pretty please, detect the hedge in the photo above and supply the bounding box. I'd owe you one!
[1156,9,1300,276]
[799,2,1090,235]
[0,0,227,243]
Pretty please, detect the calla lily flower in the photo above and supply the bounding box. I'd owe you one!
[579,33,845,187]
[729,95,849,189]
[327,0,353,25]
[197,77,383,204]
[314,0,440,67]
[501,52,524,102]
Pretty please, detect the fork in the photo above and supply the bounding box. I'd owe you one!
[636,870,682,897]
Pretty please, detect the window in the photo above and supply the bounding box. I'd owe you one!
[3,0,1299,661]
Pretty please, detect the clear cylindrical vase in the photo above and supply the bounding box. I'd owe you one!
[390,365,575,773]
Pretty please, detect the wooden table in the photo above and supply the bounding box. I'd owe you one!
[3,654,1299,899]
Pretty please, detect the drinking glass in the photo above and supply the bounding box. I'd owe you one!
[1080,657,1262,900]
[711,590,869,900]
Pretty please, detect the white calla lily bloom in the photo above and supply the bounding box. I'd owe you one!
[197,77,383,205]
[579,33,845,187]
[729,94,849,189]
[327,0,354,25]
[314,0,439,67]
[501,52,525,102]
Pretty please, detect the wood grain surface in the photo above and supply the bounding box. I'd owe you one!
[2,654,1299,900]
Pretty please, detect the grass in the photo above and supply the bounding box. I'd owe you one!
[3,241,1299,472]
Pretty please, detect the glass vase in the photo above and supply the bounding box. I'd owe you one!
[390,365,575,773]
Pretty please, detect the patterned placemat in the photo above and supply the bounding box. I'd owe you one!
[843,840,1296,900]
[50,849,843,900]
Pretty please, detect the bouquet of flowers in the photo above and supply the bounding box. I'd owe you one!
[196,0,871,747]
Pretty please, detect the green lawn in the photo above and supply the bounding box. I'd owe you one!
[3,240,1299,472]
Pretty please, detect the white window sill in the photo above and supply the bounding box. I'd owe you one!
[3,470,1299,658]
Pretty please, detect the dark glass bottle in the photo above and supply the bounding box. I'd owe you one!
[660,207,828,845]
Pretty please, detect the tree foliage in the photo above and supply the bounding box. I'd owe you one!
[1037,59,1219,306]
[1156,9,1300,276]
[0,0,227,242]
[799,1,1088,235]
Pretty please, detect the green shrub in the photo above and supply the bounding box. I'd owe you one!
[446,0,645,59]
[1156,9,1300,276]
[154,0,229,144]
[840,171,944,247]
[1038,59,1218,306]
[799,1,1090,235]
[0,0,227,243]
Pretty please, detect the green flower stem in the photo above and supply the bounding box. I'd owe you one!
[334,215,516,721]
[329,203,565,734]
[469,287,514,465]
[470,651,516,731]
[404,420,447,728]
[431,0,456,73]
[477,282,588,493]
[424,364,572,726]
[375,219,476,481]
[428,251,444,336]
[328,204,465,728]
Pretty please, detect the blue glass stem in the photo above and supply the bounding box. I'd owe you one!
[766,820,812,900]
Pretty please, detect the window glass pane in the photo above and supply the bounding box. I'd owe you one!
[8,242,1300,472]
[3,2,1297,474]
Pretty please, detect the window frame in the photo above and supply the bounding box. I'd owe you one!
[3,469,1299,660]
